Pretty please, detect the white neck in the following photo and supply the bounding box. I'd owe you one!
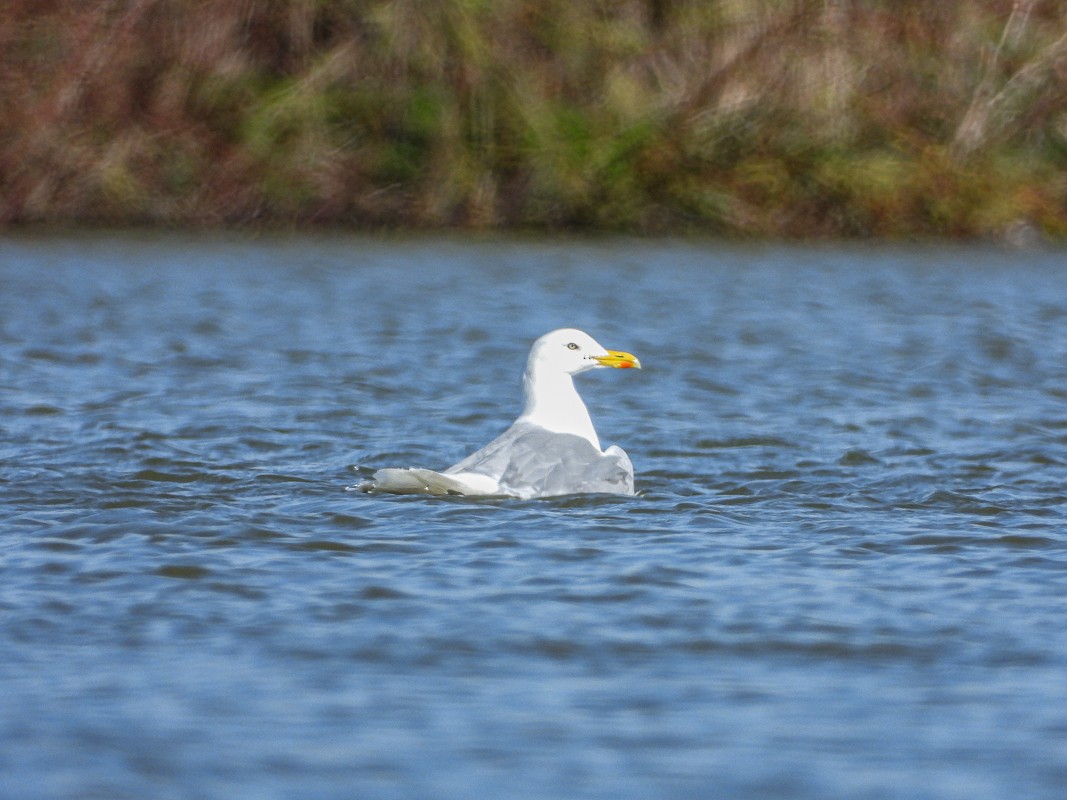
[518,366,601,449]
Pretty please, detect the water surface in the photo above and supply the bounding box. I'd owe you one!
[2,235,1066,799]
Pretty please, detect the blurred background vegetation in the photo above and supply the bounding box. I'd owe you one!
[2,0,1066,236]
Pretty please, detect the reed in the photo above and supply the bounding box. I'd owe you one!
[2,0,1065,236]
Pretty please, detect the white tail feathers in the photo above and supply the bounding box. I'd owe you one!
[362,468,477,496]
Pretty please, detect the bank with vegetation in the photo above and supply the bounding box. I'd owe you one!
[3,0,1066,237]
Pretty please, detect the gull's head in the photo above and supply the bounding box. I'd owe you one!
[528,328,641,377]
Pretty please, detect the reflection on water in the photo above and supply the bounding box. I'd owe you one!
[1,234,1066,799]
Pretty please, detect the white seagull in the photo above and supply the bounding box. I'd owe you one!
[363,328,641,499]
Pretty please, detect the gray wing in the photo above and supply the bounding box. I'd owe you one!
[446,421,634,498]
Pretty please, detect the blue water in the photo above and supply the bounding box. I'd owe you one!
[2,234,1066,799]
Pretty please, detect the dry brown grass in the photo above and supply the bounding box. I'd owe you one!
[2,0,1066,236]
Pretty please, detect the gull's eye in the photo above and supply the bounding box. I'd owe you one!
[566,342,579,350]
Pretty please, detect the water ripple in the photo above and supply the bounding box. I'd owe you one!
[1,237,1066,800]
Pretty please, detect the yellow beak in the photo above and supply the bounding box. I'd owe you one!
[594,349,641,369]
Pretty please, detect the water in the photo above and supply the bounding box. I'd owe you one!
[2,234,1066,800]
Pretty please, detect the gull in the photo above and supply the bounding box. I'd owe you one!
[363,328,641,499]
